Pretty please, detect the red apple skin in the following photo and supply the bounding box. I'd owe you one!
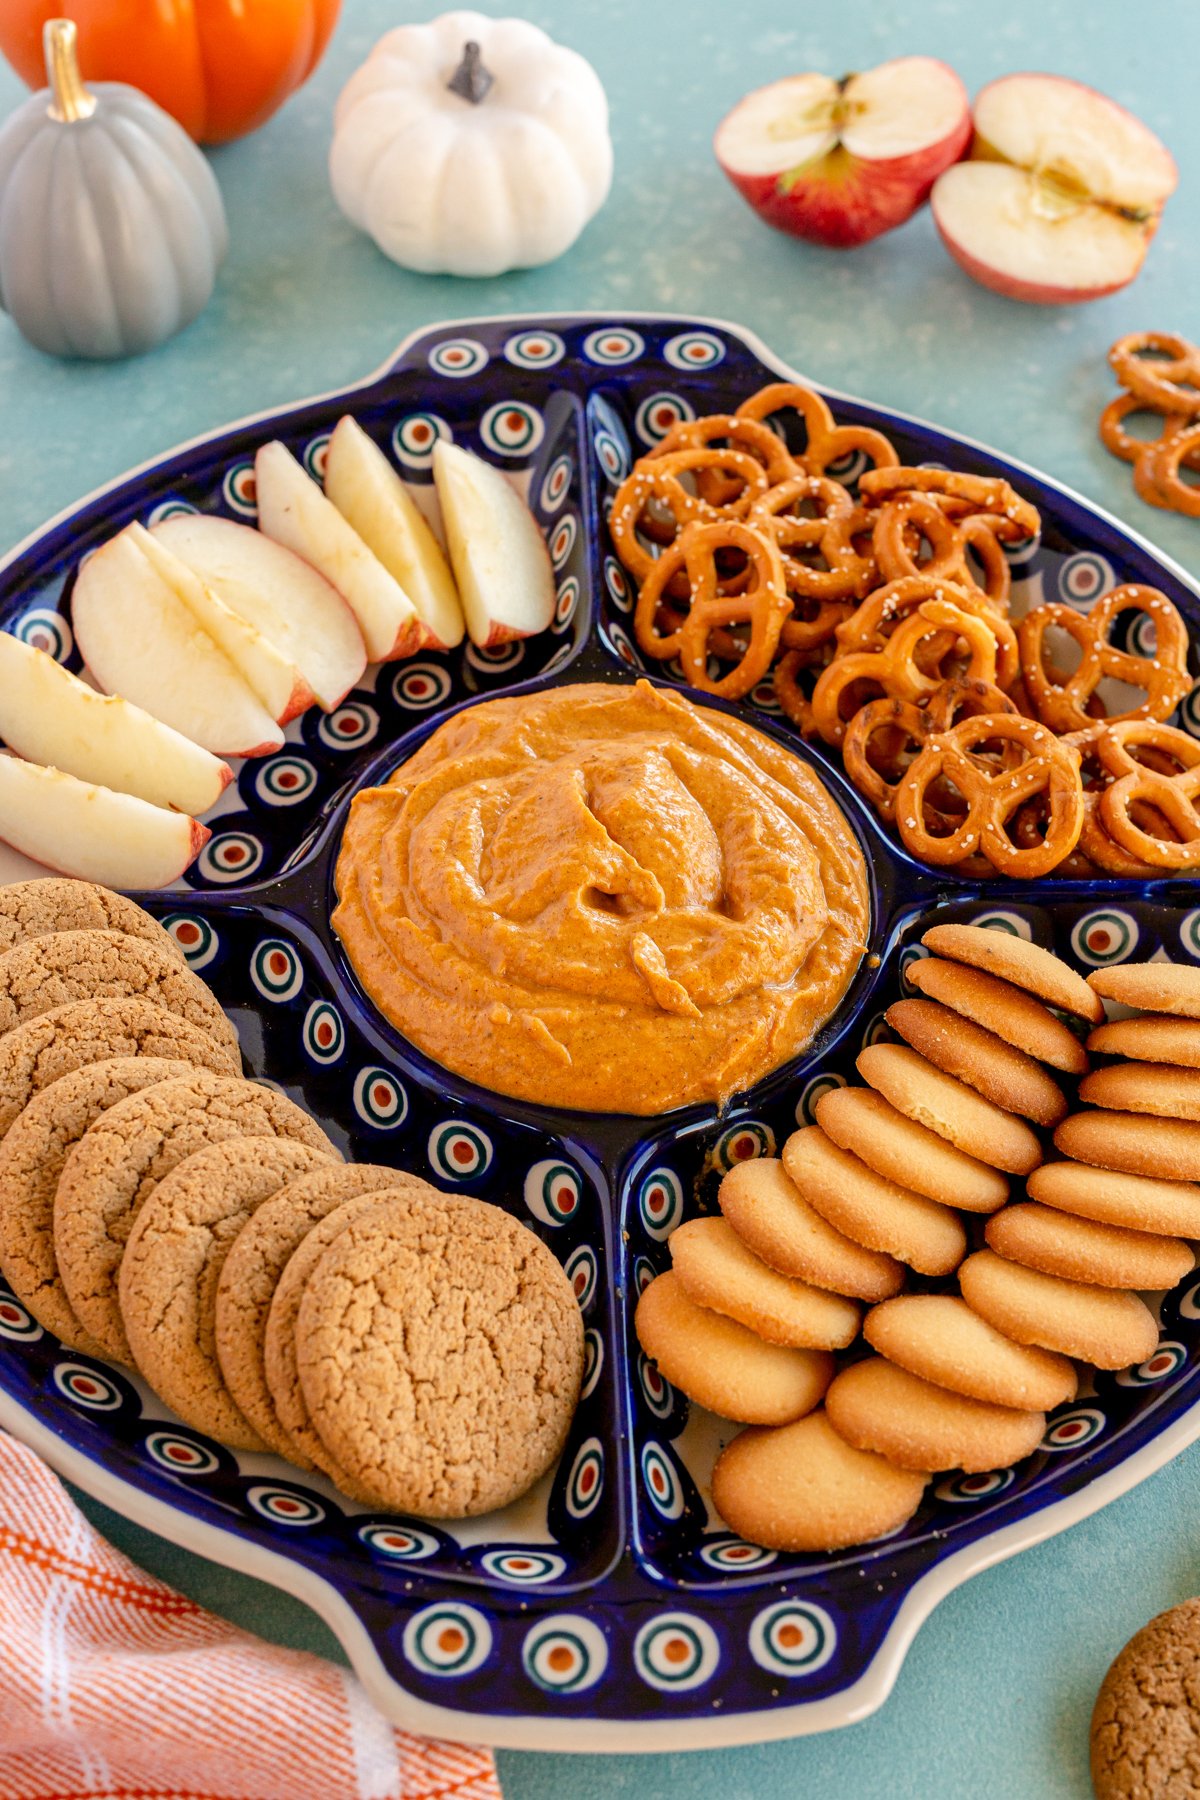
[934,214,1155,305]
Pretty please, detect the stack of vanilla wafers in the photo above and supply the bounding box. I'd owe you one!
[0,878,583,1519]
[637,922,1199,1555]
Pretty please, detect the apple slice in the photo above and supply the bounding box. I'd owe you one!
[0,634,231,816]
[130,523,314,725]
[714,57,971,248]
[324,416,465,652]
[254,441,422,662]
[932,75,1178,304]
[72,528,285,759]
[432,441,555,647]
[0,754,208,889]
[151,513,367,711]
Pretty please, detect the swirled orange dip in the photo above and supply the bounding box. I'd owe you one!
[332,680,869,1115]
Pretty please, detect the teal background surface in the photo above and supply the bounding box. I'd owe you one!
[2,2,1200,1794]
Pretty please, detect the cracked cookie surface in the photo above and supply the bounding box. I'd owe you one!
[54,1070,336,1362]
[217,1163,441,1468]
[0,930,239,1057]
[0,1055,214,1356]
[1092,1597,1200,1798]
[119,1136,336,1450]
[0,880,181,960]
[0,997,242,1140]
[294,1194,584,1517]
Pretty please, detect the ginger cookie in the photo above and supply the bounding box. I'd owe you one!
[667,1216,861,1350]
[984,1201,1193,1292]
[857,1042,1043,1176]
[0,879,180,959]
[1081,1061,1200,1121]
[0,1056,209,1356]
[635,1270,834,1426]
[1089,962,1200,1020]
[216,1163,442,1466]
[864,1294,1076,1412]
[264,1190,421,1492]
[781,1125,966,1277]
[712,1410,928,1553]
[54,1070,335,1362]
[886,997,1067,1127]
[296,1194,584,1517]
[1088,1014,1200,1068]
[922,923,1104,1023]
[718,1155,904,1302]
[1027,1160,1200,1238]
[959,1248,1159,1369]
[825,1356,1046,1473]
[816,1083,1009,1212]
[1091,1598,1200,1799]
[1055,1109,1200,1182]
[907,956,1089,1075]
[0,930,238,1057]
[118,1138,336,1451]
[0,997,241,1141]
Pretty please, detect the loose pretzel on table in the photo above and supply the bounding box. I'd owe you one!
[895,714,1084,879]
[811,598,1005,748]
[632,518,792,700]
[1138,423,1200,519]
[733,383,900,481]
[1017,586,1193,733]
[1109,332,1200,418]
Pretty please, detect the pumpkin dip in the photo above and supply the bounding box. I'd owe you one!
[332,680,869,1115]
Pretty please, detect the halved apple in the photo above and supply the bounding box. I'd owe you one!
[932,75,1178,303]
[714,57,971,248]
[0,754,208,889]
[0,634,231,817]
[72,528,285,759]
[152,513,367,711]
[255,441,422,662]
[324,416,465,652]
[131,524,314,725]
[432,441,556,647]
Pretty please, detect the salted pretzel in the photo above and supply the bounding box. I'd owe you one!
[609,448,771,583]
[1011,797,1097,879]
[871,493,1011,610]
[858,466,1041,542]
[1109,332,1200,417]
[649,413,799,508]
[633,518,791,700]
[734,383,900,481]
[773,649,817,734]
[1138,422,1200,519]
[811,599,1003,748]
[844,675,1023,824]
[748,476,876,599]
[1099,391,1195,464]
[895,715,1084,878]
[1076,720,1200,870]
[1017,586,1193,733]
[834,575,1019,691]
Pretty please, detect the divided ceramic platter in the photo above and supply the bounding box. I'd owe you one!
[2,313,1200,1752]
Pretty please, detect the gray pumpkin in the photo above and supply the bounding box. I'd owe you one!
[0,19,228,359]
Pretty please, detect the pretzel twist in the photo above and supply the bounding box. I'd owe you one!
[1084,720,1200,869]
[1109,332,1200,417]
[609,448,771,583]
[858,466,1041,541]
[633,518,791,700]
[811,598,1003,747]
[1017,586,1193,732]
[895,715,1084,877]
[734,382,900,480]
[871,493,1011,610]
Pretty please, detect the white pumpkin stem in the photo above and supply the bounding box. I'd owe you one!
[446,40,493,105]
[45,18,97,123]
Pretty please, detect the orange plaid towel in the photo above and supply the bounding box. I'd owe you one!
[0,1427,501,1800]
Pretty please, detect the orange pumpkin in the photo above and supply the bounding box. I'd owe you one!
[0,0,341,143]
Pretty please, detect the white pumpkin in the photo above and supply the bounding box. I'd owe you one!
[329,11,612,278]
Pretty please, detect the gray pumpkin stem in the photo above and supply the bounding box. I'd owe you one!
[44,18,96,124]
[446,40,493,105]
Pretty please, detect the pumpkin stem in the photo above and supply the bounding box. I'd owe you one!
[44,18,96,123]
[446,40,493,105]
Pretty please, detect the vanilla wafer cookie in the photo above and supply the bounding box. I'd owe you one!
[959,1248,1158,1369]
[908,957,1089,1075]
[816,1084,1008,1211]
[668,1217,861,1349]
[857,1042,1042,1176]
[923,923,1103,1022]
[825,1356,1046,1473]
[718,1155,904,1302]
[781,1126,966,1276]
[886,998,1067,1126]
[864,1294,1076,1411]
[1027,1160,1200,1237]
[984,1201,1193,1291]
